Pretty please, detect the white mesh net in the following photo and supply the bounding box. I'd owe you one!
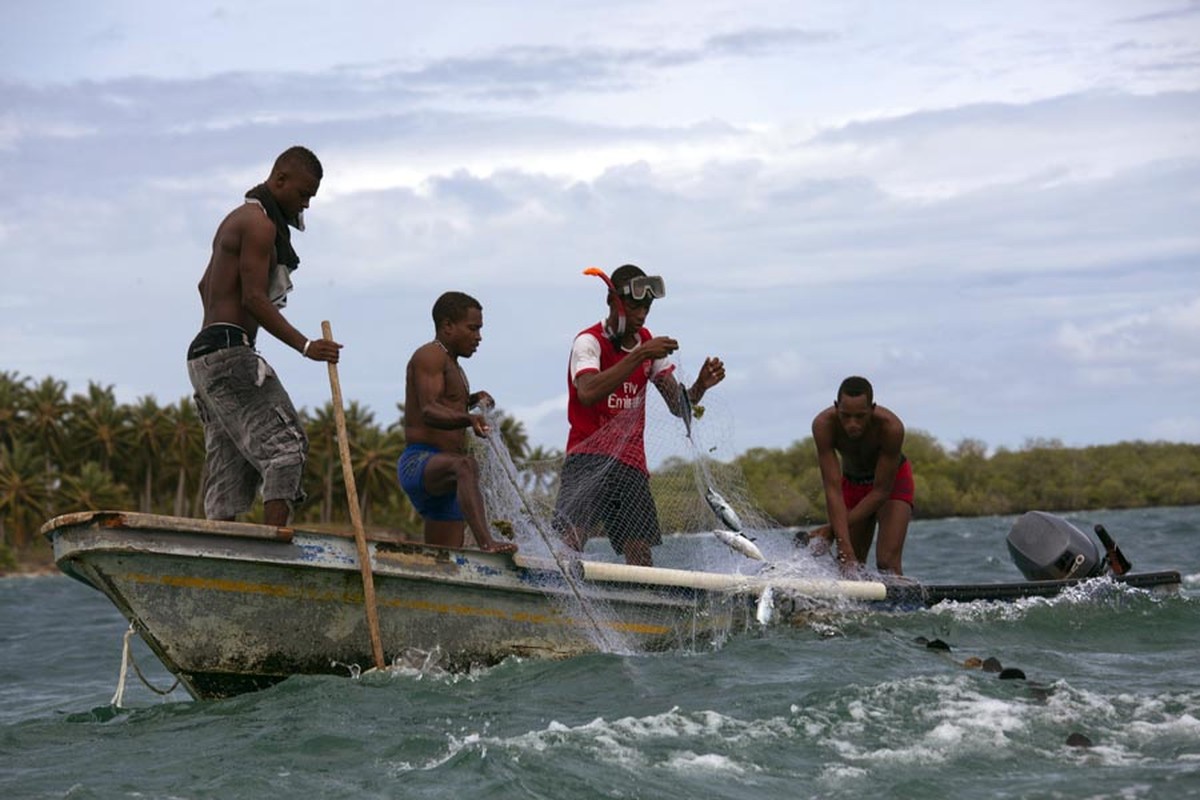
[468,359,851,655]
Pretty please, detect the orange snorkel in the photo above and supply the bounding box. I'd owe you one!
[583,266,627,344]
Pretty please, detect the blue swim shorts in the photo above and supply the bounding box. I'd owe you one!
[397,444,464,522]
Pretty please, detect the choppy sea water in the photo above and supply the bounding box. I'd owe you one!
[2,506,1199,799]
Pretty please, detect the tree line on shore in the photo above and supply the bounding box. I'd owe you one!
[728,432,1200,525]
[2,370,1198,568]
[0,371,544,565]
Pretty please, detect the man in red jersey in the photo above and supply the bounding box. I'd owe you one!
[553,264,725,566]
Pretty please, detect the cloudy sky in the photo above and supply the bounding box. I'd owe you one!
[3,1,1198,462]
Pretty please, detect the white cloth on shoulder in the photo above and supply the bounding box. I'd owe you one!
[244,197,296,310]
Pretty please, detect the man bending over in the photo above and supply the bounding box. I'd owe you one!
[806,376,913,576]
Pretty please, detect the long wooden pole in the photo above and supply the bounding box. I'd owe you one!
[322,321,386,670]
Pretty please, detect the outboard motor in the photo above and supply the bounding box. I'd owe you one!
[1006,511,1106,581]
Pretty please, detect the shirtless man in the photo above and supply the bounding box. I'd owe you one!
[805,376,913,576]
[187,146,342,527]
[398,291,517,554]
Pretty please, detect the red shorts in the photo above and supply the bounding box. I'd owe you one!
[841,459,914,510]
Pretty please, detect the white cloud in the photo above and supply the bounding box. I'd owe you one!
[1,2,1198,456]
[1054,295,1200,385]
[1148,415,1200,442]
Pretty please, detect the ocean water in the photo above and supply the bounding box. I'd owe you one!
[2,506,1199,799]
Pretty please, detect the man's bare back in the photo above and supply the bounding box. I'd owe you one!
[198,204,276,337]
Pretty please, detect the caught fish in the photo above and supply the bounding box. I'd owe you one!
[713,528,764,561]
[705,488,743,532]
[678,383,694,439]
[755,585,775,626]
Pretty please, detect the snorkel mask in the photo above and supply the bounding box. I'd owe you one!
[617,275,666,302]
[583,267,667,342]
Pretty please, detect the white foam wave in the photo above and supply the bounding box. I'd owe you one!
[663,750,752,774]
[386,675,1200,776]
[920,577,1170,623]
[389,705,791,774]
[794,671,1200,773]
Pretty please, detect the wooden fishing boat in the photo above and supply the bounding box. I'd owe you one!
[39,510,801,699]
[40,510,1181,701]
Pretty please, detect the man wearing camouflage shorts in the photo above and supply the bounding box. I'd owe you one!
[187,146,341,526]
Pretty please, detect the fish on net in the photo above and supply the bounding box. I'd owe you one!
[469,360,847,655]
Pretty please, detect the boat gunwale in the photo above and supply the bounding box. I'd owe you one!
[42,510,722,610]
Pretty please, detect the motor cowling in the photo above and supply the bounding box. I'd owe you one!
[1006,511,1105,581]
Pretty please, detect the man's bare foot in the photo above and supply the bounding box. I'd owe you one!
[479,540,518,554]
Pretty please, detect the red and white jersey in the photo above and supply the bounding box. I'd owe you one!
[565,321,674,472]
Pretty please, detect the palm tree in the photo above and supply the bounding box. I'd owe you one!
[24,375,68,467]
[351,426,405,525]
[164,397,204,516]
[327,401,375,523]
[495,410,530,462]
[518,444,563,496]
[0,371,30,451]
[342,401,375,441]
[0,441,50,548]
[301,400,377,524]
[58,462,132,512]
[129,396,169,512]
[67,382,133,474]
[304,404,340,523]
[388,402,406,433]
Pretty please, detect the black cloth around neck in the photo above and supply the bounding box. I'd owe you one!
[244,183,299,270]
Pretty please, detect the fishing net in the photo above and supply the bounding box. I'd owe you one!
[469,359,843,656]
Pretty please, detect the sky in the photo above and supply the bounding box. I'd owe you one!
[2,0,1198,463]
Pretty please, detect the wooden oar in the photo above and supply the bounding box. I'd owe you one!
[322,320,386,671]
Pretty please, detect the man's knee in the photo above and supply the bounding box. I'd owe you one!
[261,453,306,509]
[451,454,480,482]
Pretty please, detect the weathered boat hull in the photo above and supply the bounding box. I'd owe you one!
[43,511,746,699]
[42,511,1182,700]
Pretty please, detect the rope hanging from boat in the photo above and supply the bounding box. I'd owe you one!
[110,623,180,708]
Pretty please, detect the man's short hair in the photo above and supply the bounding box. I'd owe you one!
[432,291,482,328]
[837,376,874,404]
[610,264,646,294]
[273,146,323,180]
